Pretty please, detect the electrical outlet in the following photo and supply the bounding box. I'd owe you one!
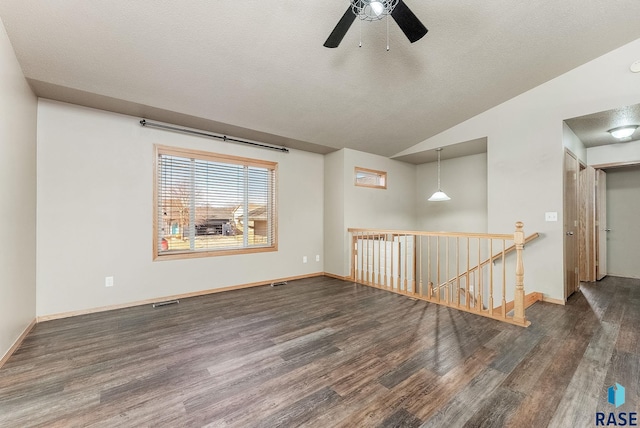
[303,256,308,263]
[105,276,114,287]
[545,212,558,222]
[315,255,320,262]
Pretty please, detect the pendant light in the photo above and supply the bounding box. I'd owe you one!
[428,148,451,201]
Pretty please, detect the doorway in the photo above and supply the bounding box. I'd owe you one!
[601,165,640,278]
[595,169,607,280]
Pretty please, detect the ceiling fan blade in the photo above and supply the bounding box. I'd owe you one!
[323,7,356,48]
[391,0,428,43]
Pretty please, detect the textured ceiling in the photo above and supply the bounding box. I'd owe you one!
[565,104,640,148]
[393,137,487,164]
[2,1,640,157]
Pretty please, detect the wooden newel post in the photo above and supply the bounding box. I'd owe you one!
[513,221,526,325]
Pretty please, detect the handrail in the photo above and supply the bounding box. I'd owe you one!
[436,233,540,290]
[348,228,513,240]
[348,222,534,327]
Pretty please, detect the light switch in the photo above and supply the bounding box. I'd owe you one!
[545,212,558,222]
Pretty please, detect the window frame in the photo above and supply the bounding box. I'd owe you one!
[153,145,278,261]
[354,167,387,189]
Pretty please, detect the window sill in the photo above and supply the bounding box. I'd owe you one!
[153,245,278,261]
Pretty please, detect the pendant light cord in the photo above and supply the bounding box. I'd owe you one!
[437,149,442,190]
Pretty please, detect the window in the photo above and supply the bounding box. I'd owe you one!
[154,145,277,260]
[355,167,387,189]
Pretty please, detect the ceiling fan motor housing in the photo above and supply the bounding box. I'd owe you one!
[324,0,427,48]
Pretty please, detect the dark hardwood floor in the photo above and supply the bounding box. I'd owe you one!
[1,276,639,427]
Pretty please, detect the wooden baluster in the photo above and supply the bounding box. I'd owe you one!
[489,239,494,316]
[370,234,374,286]
[513,222,526,324]
[367,234,372,285]
[477,238,482,312]
[372,233,376,287]
[466,237,470,309]
[445,237,449,304]
[412,235,417,296]
[359,232,363,284]
[380,233,387,287]
[471,270,476,307]
[354,232,360,283]
[404,234,409,294]
[427,236,432,300]
[456,237,460,308]
[436,236,441,303]
[360,232,365,284]
[361,232,366,284]
[396,234,400,290]
[380,234,385,288]
[383,234,388,288]
[352,231,356,282]
[361,233,365,284]
[370,233,375,287]
[377,233,381,287]
[380,233,384,288]
[378,233,384,288]
[350,233,355,281]
[419,236,423,297]
[502,239,506,318]
[390,234,395,290]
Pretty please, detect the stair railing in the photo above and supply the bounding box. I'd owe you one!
[347,222,538,327]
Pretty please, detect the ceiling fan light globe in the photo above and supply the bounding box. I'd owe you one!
[370,1,385,16]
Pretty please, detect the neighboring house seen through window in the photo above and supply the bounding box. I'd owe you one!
[154,145,277,259]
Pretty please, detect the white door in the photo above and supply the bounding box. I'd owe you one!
[564,151,579,298]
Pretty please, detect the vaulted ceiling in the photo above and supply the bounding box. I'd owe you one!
[2,1,640,157]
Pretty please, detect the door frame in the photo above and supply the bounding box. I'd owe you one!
[563,149,580,301]
[590,160,640,280]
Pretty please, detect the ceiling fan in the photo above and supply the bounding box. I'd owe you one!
[324,0,427,48]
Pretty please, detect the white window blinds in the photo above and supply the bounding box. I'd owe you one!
[155,146,277,259]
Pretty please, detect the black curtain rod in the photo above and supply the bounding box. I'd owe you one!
[139,120,289,153]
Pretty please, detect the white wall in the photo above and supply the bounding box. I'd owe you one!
[343,149,416,231]
[0,17,37,359]
[323,150,344,276]
[562,122,587,164]
[394,37,640,301]
[606,166,640,278]
[36,100,324,317]
[323,148,416,277]
[416,153,488,233]
[588,139,640,166]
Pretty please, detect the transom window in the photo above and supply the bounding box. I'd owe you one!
[355,167,387,189]
[154,146,277,260]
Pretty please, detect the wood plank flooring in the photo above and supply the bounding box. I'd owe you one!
[1,275,639,427]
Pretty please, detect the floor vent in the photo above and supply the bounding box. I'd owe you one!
[271,281,288,287]
[152,299,180,308]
